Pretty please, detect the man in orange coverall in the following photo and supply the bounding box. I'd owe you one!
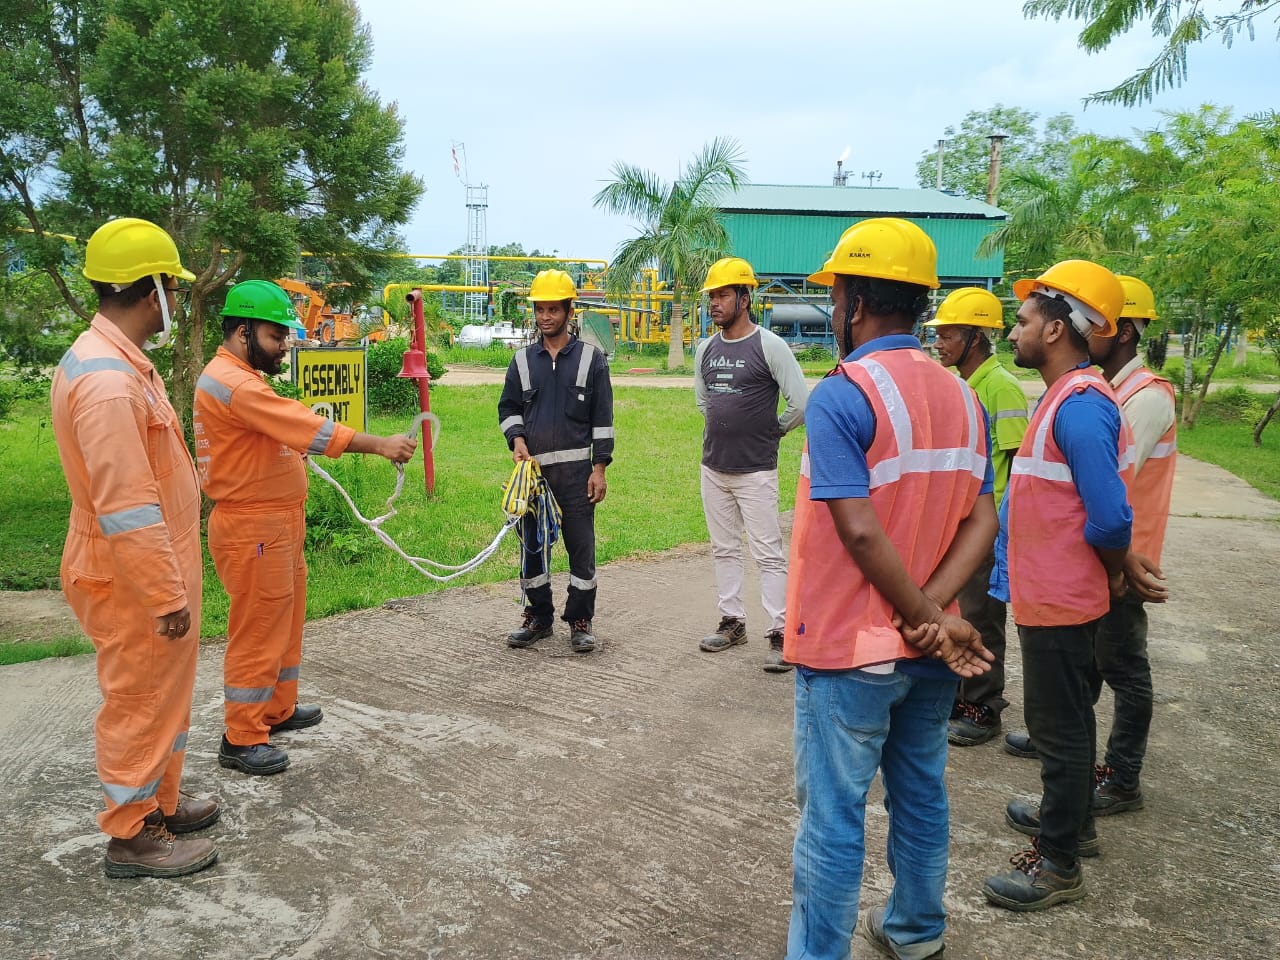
[194,280,416,776]
[52,217,219,879]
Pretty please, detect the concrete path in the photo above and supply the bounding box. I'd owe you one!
[1,458,1276,959]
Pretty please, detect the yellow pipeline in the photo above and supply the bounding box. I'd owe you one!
[392,253,609,269]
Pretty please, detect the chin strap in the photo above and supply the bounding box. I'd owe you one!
[144,274,172,351]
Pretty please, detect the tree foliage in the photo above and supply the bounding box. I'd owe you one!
[978,135,1137,276]
[1023,0,1280,106]
[593,138,746,369]
[0,0,422,422]
[916,104,1078,204]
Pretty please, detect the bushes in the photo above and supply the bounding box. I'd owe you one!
[1200,385,1270,426]
[793,344,834,363]
[367,338,446,414]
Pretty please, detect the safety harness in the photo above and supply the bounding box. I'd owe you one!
[305,411,561,584]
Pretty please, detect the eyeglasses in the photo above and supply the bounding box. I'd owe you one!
[162,286,192,308]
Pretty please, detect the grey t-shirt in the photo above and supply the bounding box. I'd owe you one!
[695,325,808,473]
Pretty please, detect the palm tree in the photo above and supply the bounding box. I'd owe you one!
[593,138,746,369]
[978,137,1136,279]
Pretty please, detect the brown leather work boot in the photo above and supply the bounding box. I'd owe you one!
[163,790,221,834]
[104,810,218,879]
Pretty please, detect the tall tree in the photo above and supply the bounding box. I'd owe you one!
[917,105,1080,283]
[593,138,746,369]
[1123,108,1280,425]
[916,105,1077,202]
[1024,0,1280,106]
[1,0,423,422]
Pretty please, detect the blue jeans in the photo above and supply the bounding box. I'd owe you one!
[788,666,958,960]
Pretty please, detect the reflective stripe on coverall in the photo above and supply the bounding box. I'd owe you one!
[193,346,354,746]
[51,316,203,839]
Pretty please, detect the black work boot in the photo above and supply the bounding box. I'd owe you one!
[270,703,323,733]
[982,839,1085,912]
[570,619,596,653]
[1004,798,1099,857]
[218,736,290,776]
[762,629,793,673]
[507,612,553,648]
[104,810,218,879]
[1093,764,1144,815]
[699,616,747,653]
[1003,730,1040,759]
[948,701,1000,746]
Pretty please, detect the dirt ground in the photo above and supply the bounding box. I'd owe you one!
[0,456,1276,960]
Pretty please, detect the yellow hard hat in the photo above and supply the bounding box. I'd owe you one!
[528,269,577,302]
[808,218,940,289]
[923,287,1004,330]
[83,217,195,285]
[1116,274,1158,327]
[1012,259,1123,339]
[701,257,758,292]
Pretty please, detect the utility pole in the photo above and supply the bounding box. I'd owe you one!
[935,139,946,190]
[986,133,1008,206]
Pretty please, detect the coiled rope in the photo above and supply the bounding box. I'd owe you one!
[306,411,560,584]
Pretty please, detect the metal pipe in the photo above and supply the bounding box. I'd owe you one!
[390,253,609,268]
[403,289,434,495]
[987,134,1008,207]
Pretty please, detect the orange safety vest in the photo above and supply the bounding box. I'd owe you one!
[1115,367,1176,566]
[1008,370,1135,627]
[783,349,989,670]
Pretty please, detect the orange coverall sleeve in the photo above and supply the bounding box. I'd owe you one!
[72,393,189,617]
[229,377,357,458]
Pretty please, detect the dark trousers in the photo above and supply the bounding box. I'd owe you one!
[1019,619,1100,867]
[955,551,1008,714]
[1091,594,1152,788]
[520,462,597,624]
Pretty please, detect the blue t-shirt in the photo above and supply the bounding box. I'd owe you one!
[805,334,995,677]
[989,362,1133,601]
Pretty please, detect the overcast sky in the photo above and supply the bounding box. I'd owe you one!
[355,0,1279,263]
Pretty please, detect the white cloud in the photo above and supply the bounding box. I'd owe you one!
[355,0,1280,260]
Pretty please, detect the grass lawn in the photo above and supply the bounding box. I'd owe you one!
[1176,387,1280,502]
[0,385,802,643]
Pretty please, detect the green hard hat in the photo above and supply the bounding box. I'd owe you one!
[223,280,306,332]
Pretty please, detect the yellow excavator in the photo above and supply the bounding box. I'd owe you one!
[273,278,387,344]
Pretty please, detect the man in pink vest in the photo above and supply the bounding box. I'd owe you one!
[1003,276,1176,816]
[1086,275,1176,813]
[784,218,998,960]
[982,261,1168,913]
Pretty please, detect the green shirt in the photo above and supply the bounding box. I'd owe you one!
[966,354,1029,508]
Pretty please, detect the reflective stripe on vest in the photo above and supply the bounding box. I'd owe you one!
[859,357,987,489]
[1008,371,1135,627]
[784,350,988,671]
[1115,367,1176,565]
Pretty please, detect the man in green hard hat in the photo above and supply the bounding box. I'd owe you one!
[194,280,416,778]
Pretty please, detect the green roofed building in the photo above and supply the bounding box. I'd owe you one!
[717,184,1005,287]
[709,184,1006,348]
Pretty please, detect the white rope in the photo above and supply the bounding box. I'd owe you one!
[307,411,519,582]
